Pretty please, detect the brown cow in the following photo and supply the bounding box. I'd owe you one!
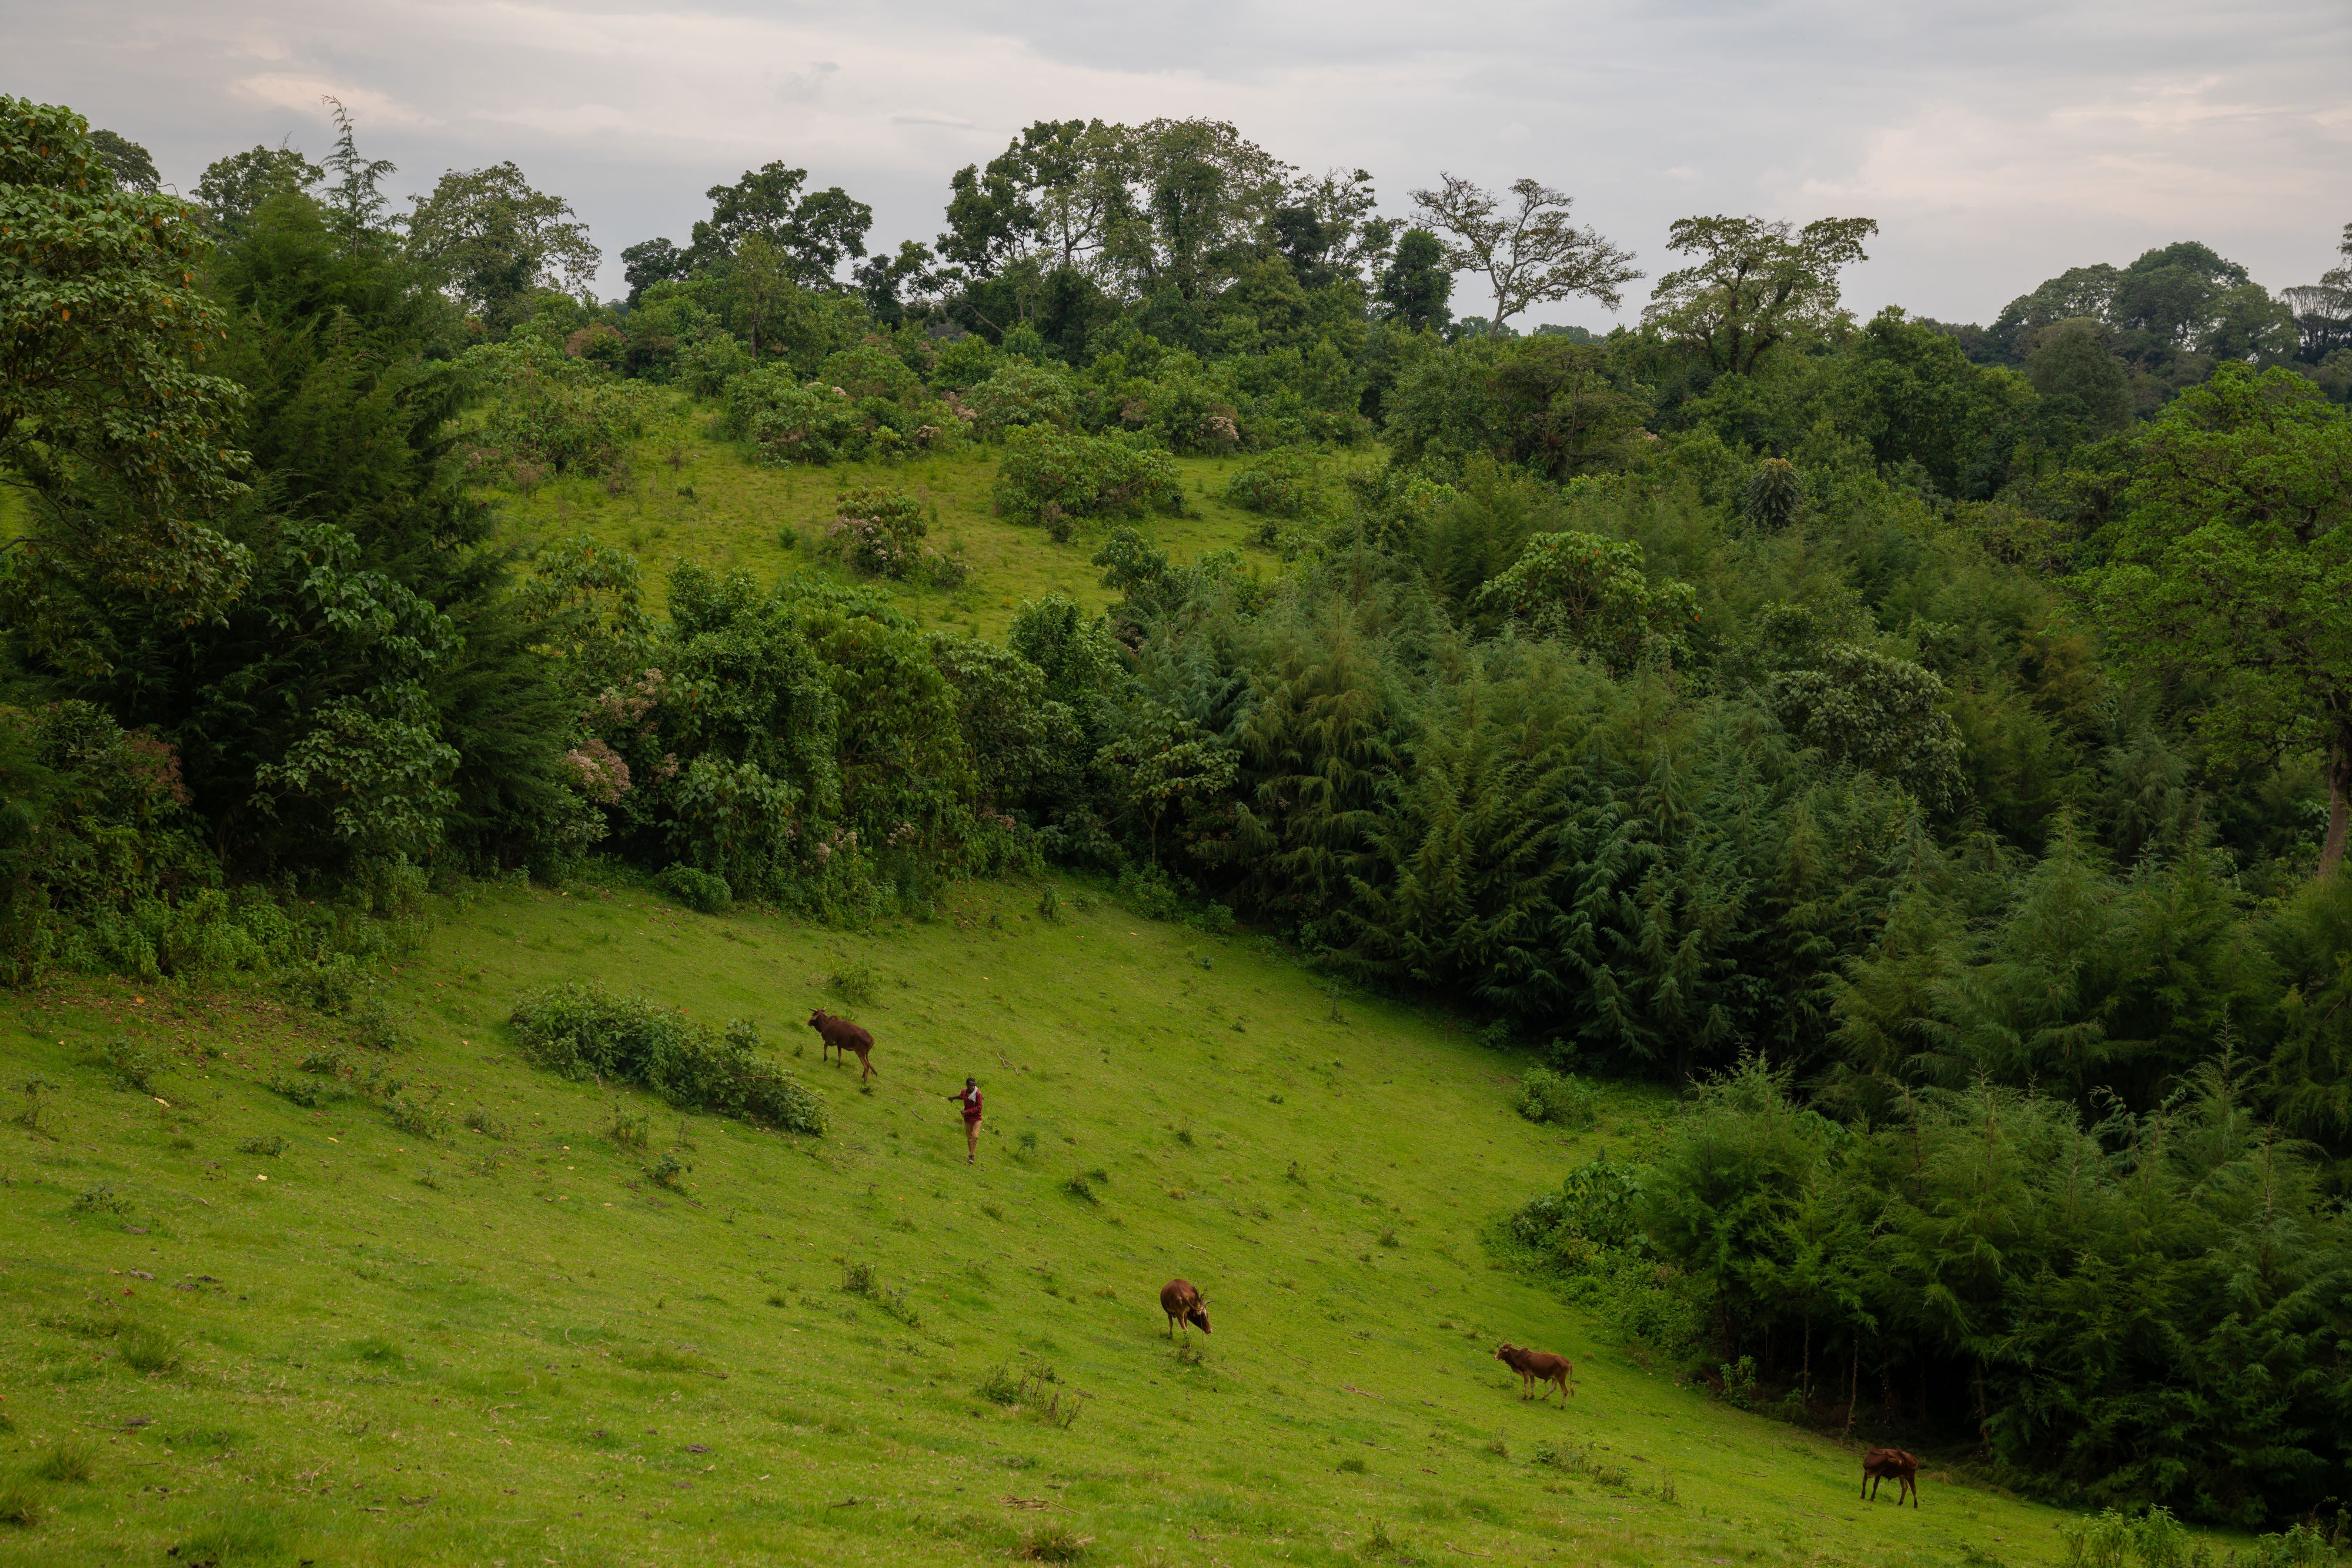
[807,1009,877,1081]
[1861,1447,1919,1508]
[1495,1342,1573,1405]
[1160,1278,1211,1340]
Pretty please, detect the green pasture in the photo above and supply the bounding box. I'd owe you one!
[0,876,2133,1566]
[492,394,1307,636]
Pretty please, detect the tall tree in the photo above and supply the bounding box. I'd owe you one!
[85,128,159,193]
[1408,175,1639,333]
[688,162,871,287]
[196,145,324,239]
[0,96,253,637]
[1377,226,1453,333]
[2086,364,2352,873]
[404,161,600,330]
[1643,213,1877,376]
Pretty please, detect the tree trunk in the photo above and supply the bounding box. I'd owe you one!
[1847,1340,1860,1433]
[2323,721,2352,878]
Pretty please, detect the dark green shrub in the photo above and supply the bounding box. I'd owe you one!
[236,1135,287,1157]
[1220,447,1322,518]
[653,865,733,914]
[993,427,1181,536]
[1515,1066,1596,1128]
[508,981,827,1134]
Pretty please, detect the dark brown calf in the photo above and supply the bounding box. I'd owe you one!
[1495,1342,1572,1405]
[1861,1446,1919,1508]
[1160,1278,1211,1340]
[808,1009,877,1081]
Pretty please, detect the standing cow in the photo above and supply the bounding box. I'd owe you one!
[1160,1278,1211,1341]
[807,1009,877,1081]
[1862,1447,1919,1507]
[1495,1342,1573,1405]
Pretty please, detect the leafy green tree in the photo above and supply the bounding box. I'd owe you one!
[2025,317,2133,433]
[1767,643,1966,809]
[319,96,396,237]
[0,97,253,632]
[196,145,323,239]
[853,239,935,325]
[2283,221,2352,365]
[688,162,871,286]
[403,162,600,331]
[1409,175,1639,334]
[1643,214,1878,376]
[2086,363,2352,872]
[1476,530,1697,673]
[1377,226,1452,334]
[619,236,688,306]
[85,128,159,193]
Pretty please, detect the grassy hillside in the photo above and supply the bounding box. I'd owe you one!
[0,874,2144,1567]
[492,393,1317,636]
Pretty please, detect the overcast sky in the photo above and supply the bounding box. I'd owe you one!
[9,0,2350,329]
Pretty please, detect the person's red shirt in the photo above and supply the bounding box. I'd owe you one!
[957,1085,983,1120]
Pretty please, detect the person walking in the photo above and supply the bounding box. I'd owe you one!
[947,1076,983,1164]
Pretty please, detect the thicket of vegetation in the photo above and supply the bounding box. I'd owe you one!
[7,93,2352,1524]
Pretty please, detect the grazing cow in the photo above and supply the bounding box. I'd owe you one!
[1495,1342,1573,1406]
[1160,1278,1211,1340]
[807,1009,877,1081]
[1861,1447,1919,1508]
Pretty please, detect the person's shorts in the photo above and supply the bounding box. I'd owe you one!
[963,1114,983,1126]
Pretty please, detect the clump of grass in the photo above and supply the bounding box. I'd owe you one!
[467,1152,501,1176]
[462,1107,510,1139]
[1377,1226,1400,1249]
[0,1482,44,1527]
[299,1048,346,1076]
[1484,1434,1509,1458]
[646,1150,691,1190]
[121,1325,182,1376]
[508,982,827,1135]
[1062,1173,1100,1205]
[350,994,409,1051]
[415,1169,442,1190]
[1174,1128,1194,1147]
[765,1291,789,1308]
[1533,1440,1632,1490]
[32,1437,95,1483]
[1036,885,1062,922]
[265,1074,338,1109]
[385,1095,449,1141]
[1016,1130,1039,1155]
[1337,1455,1368,1474]
[93,1037,165,1094]
[980,1202,1004,1221]
[975,1364,1024,1406]
[1657,1475,1678,1505]
[237,1134,287,1157]
[70,1183,129,1216]
[1016,1521,1093,1561]
[828,962,879,1006]
[841,1262,877,1297]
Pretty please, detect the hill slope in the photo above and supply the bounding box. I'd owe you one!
[1,878,2096,1566]
[490,394,1306,636]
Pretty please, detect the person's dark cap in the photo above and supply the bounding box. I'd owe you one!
[965,1075,977,1084]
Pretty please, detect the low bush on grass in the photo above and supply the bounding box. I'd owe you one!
[236,1134,286,1156]
[993,427,1181,539]
[653,865,732,914]
[1515,1065,1596,1128]
[93,1037,165,1094]
[0,1482,42,1527]
[509,980,827,1134]
[1220,447,1322,519]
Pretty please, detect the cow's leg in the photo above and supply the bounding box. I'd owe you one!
[1907,1475,1918,1509]
[861,1053,876,1081]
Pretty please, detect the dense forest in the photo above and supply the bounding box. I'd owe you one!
[6,95,2352,1527]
